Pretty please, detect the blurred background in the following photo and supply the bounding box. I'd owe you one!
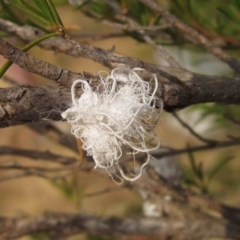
[0,1,240,239]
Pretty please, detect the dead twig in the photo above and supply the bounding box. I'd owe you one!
[153,137,240,159]
[171,112,216,144]
[0,210,239,240]
[138,0,240,74]
[0,146,77,165]
[28,122,78,153]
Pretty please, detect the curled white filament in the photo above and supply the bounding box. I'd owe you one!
[62,68,162,182]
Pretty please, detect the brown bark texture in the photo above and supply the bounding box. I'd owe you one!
[0,1,240,239]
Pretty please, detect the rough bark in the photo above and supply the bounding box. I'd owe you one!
[0,85,70,128]
[0,74,240,128]
[0,2,240,239]
[0,38,82,86]
[0,211,239,240]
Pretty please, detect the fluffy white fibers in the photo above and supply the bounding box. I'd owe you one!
[61,68,162,182]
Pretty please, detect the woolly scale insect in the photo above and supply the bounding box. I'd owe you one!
[61,67,162,183]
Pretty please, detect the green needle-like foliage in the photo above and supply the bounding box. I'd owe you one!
[0,0,65,32]
[0,0,65,79]
[0,32,60,79]
[169,0,240,48]
[72,0,240,48]
[0,0,23,26]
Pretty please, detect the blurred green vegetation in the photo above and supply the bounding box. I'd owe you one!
[190,103,240,133]
[183,150,234,194]
[0,0,65,32]
[69,0,240,48]
[0,0,239,208]
[0,1,240,239]
[169,0,240,48]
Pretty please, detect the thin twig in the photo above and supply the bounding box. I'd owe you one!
[100,7,180,68]
[28,122,78,153]
[153,137,240,159]
[71,31,125,40]
[0,172,33,182]
[0,165,78,182]
[0,38,83,86]
[171,112,216,144]
[0,18,185,85]
[0,146,77,165]
[0,163,73,172]
[83,186,123,198]
[138,0,240,74]
[0,211,239,239]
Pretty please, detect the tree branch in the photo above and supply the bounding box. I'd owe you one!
[28,122,79,153]
[153,137,240,159]
[0,146,77,165]
[0,29,240,128]
[171,112,215,144]
[138,0,240,74]
[0,19,188,82]
[1,73,240,128]
[0,38,82,86]
[0,211,239,240]
[0,85,71,128]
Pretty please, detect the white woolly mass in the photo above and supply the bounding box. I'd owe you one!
[61,68,162,182]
